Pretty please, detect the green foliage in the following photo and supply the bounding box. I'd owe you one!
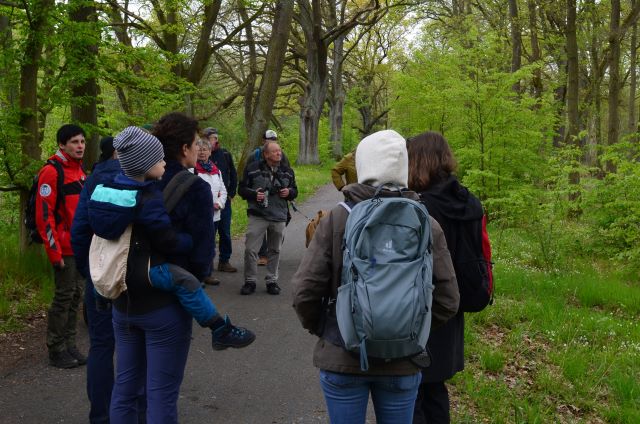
[99,41,195,128]
[576,140,640,275]
[390,22,557,202]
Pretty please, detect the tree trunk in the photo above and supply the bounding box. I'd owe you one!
[565,0,580,146]
[508,0,522,93]
[328,0,346,159]
[297,0,328,165]
[629,0,638,134]
[69,0,100,168]
[587,25,602,167]
[329,33,345,159]
[241,3,258,137]
[0,14,18,106]
[586,108,599,167]
[298,55,328,165]
[18,0,55,251]
[240,0,294,174]
[19,1,53,161]
[553,59,567,148]
[186,0,222,87]
[527,0,543,100]
[607,0,621,157]
[565,0,581,203]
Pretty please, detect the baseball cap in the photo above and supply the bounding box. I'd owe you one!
[203,127,218,137]
[264,129,278,140]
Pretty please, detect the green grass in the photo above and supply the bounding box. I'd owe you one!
[0,237,55,332]
[452,225,640,423]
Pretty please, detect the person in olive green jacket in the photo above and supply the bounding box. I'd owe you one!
[292,130,459,423]
[331,150,357,191]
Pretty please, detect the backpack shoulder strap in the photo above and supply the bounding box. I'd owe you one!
[163,170,200,213]
[44,159,65,220]
[338,201,353,213]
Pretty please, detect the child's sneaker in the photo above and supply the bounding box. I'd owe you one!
[212,316,256,350]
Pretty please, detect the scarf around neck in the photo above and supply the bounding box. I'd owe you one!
[196,159,219,175]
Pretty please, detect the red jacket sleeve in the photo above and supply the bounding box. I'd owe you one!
[35,165,62,265]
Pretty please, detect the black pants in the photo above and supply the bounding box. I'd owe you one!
[412,381,450,424]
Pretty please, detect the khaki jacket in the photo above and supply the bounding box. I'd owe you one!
[292,184,460,375]
[331,152,357,191]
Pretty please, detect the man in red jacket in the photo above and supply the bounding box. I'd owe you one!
[36,124,87,369]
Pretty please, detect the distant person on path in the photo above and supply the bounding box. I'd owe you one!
[72,136,148,423]
[331,150,357,191]
[238,140,298,295]
[246,130,291,265]
[247,129,291,169]
[292,130,459,424]
[407,131,480,424]
[35,124,87,369]
[193,137,227,285]
[204,127,238,273]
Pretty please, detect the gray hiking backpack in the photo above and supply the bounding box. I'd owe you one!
[336,190,434,371]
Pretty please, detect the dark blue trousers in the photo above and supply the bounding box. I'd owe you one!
[412,381,450,424]
[110,303,192,424]
[85,279,115,424]
[216,201,232,262]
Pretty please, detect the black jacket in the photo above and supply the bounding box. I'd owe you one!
[238,159,297,222]
[418,175,483,382]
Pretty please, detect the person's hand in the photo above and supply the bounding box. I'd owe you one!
[54,258,66,270]
[213,203,221,210]
[256,189,265,202]
[279,188,289,198]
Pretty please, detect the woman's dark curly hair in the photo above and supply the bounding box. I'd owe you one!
[152,112,199,161]
[406,131,457,192]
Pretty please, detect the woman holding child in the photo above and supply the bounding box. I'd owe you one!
[97,113,252,423]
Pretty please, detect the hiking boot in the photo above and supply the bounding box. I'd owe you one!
[218,262,237,273]
[49,350,79,369]
[212,316,256,350]
[67,346,87,365]
[203,276,221,286]
[257,257,268,266]
[266,282,281,295]
[240,282,256,295]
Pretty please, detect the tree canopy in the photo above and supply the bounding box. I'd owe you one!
[2,0,640,270]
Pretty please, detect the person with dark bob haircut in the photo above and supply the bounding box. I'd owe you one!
[407,131,483,424]
[106,112,226,423]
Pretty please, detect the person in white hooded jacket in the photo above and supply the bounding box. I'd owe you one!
[192,138,227,285]
[292,130,459,424]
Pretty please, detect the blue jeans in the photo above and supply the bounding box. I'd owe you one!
[85,279,115,424]
[110,303,192,424]
[217,201,232,262]
[319,370,421,424]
